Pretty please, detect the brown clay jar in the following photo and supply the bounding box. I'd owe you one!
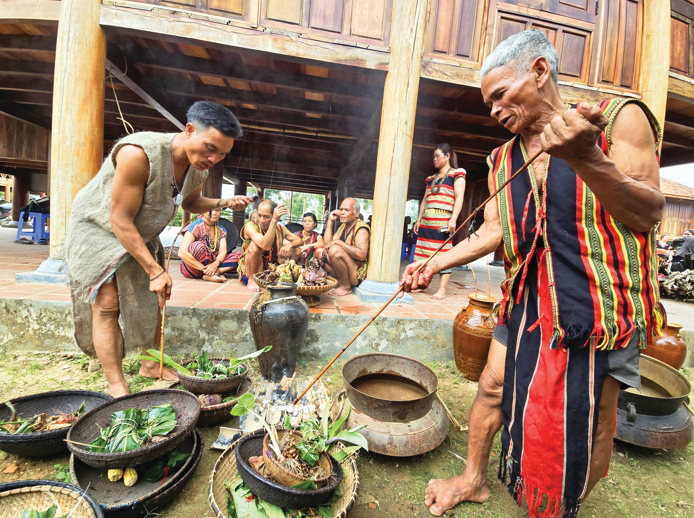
[643,322,688,370]
[453,294,497,382]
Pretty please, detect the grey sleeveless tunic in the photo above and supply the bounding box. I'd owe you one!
[65,132,207,355]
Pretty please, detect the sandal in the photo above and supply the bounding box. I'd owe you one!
[14,237,34,245]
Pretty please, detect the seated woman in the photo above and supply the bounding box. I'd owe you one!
[295,212,324,266]
[179,208,236,283]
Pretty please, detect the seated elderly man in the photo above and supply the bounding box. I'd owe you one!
[238,199,303,292]
[178,208,236,283]
[401,30,664,517]
[321,197,370,296]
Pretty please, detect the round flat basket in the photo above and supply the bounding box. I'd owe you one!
[67,389,200,470]
[197,378,252,427]
[70,431,202,518]
[254,274,338,296]
[208,432,359,518]
[0,480,104,518]
[0,390,113,457]
[177,359,250,395]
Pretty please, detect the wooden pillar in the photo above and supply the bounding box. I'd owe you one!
[365,0,429,283]
[232,182,248,233]
[202,162,224,199]
[49,0,105,259]
[337,171,356,203]
[11,174,29,221]
[639,0,670,143]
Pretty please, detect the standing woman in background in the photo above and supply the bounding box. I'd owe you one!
[413,143,466,300]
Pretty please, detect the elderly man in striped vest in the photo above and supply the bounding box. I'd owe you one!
[401,30,664,517]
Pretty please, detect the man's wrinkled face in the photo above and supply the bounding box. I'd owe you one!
[481,64,538,134]
[185,124,235,171]
[257,204,273,231]
[339,201,358,224]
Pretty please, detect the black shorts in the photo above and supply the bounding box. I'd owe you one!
[492,323,641,389]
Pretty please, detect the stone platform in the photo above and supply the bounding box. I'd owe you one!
[0,227,692,367]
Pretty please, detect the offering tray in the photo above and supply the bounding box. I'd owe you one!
[69,431,201,518]
[0,480,104,518]
[178,358,250,394]
[197,378,253,427]
[253,273,338,306]
[67,389,200,469]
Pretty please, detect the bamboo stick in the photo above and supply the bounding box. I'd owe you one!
[159,219,191,380]
[293,150,542,405]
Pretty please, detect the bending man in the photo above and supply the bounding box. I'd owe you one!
[66,101,250,397]
[321,198,370,296]
[401,30,664,517]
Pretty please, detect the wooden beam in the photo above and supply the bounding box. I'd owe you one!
[0,60,53,78]
[660,147,694,167]
[342,105,382,170]
[639,0,670,130]
[233,107,365,135]
[99,2,390,72]
[0,35,55,52]
[223,157,339,179]
[668,75,694,103]
[665,110,694,129]
[415,114,511,141]
[663,133,694,150]
[0,101,50,129]
[0,0,60,24]
[139,76,372,120]
[116,46,384,101]
[105,58,185,130]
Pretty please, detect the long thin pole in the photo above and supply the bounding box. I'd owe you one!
[159,218,191,380]
[293,150,541,404]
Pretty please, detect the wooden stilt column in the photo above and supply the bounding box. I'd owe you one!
[356,0,429,303]
[11,173,29,222]
[49,0,105,259]
[639,0,670,141]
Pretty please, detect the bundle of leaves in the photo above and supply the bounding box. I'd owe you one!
[0,401,86,434]
[142,448,191,483]
[20,506,67,518]
[226,477,342,518]
[136,347,271,379]
[87,404,177,453]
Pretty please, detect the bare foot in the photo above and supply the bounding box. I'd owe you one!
[203,274,226,283]
[247,278,261,292]
[332,285,352,297]
[108,382,131,399]
[424,474,490,516]
[431,289,447,300]
[139,359,179,382]
[411,288,428,293]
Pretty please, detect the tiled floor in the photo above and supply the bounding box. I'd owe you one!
[0,227,505,319]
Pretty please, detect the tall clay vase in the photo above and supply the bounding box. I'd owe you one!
[643,322,688,370]
[453,294,497,382]
[249,283,309,382]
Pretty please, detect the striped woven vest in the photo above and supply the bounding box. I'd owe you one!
[489,98,665,350]
[335,220,370,281]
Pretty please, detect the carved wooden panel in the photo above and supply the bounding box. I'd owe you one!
[489,7,593,83]
[207,0,245,15]
[309,0,345,33]
[671,0,694,77]
[350,0,388,40]
[266,0,302,25]
[425,0,484,61]
[504,0,597,22]
[598,0,641,89]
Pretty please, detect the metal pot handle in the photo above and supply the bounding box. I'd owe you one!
[627,403,637,422]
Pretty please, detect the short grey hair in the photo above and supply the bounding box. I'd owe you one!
[481,30,559,83]
[353,199,361,213]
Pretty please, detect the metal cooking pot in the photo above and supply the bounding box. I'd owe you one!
[342,353,438,423]
[618,354,691,417]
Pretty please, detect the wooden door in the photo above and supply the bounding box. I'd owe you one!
[426,0,486,61]
[662,200,681,236]
[597,0,642,90]
[503,0,598,22]
[679,202,694,235]
[671,0,694,78]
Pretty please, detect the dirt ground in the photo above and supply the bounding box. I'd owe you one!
[1,350,694,517]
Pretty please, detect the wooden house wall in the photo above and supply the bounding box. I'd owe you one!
[671,0,694,78]
[662,198,694,236]
[0,112,48,163]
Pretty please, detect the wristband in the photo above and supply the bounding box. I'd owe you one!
[149,270,165,282]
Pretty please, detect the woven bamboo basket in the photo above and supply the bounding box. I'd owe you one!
[178,359,250,394]
[262,429,331,488]
[0,482,102,518]
[208,435,359,518]
[253,274,338,296]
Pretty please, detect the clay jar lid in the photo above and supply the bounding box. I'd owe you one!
[467,293,496,305]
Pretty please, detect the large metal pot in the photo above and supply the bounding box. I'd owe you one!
[249,283,309,382]
[342,353,438,423]
[618,354,691,417]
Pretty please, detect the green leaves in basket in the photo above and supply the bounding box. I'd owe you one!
[230,393,255,417]
[87,404,177,453]
[143,448,191,483]
[292,479,317,490]
[193,346,272,379]
[330,445,361,463]
[134,349,192,376]
[20,505,67,518]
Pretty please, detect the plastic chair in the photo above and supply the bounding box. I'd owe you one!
[15,212,49,244]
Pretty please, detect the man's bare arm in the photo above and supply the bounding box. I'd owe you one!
[246,222,278,252]
[542,103,663,232]
[181,187,251,213]
[333,228,369,262]
[110,146,164,277]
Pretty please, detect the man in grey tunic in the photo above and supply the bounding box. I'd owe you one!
[66,102,250,397]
